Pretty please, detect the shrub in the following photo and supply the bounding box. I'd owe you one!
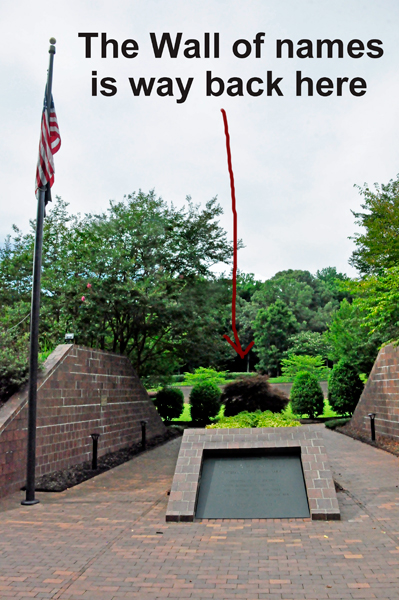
[171,374,185,383]
[281,354,330,380]
[0,329,30,404]
[206,410,301,429]
[153,387,184,421]
[222,375,289,417]
[228,372,257,380]
[324,417,351,430]
[290,371,324,419]
[183,367,227,385]
[328,360,364,416]
[189,381,221,423]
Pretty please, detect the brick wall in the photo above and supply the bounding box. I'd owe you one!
[0,344,166,499]
[351,343,399,439]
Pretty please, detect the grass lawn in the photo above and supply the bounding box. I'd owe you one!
[171,398,339,422]
[171,403,225,422]
[283,398,338,419]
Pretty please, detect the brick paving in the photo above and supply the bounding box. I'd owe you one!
[0,426,398,599]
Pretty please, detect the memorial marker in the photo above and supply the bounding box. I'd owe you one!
[166,426,340,521]
[195,451,310,519]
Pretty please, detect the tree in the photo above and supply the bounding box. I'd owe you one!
[324,298,381,375]
[253,300,299,375]
[0,192,236,376]
[252,268,346,335]
[285,331,331,360]
[316,267,351,303]
[236,271,263,302]
[249,268,349,374]
[253,270,315,328]
[349,175,399,275]
[331,173,399,369]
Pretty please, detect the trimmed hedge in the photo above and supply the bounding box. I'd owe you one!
[189,381,221,423]
[324,417,351,430]
[290,371,324,419]
[222,375,289,416]
[153,387,184,421]
[328,360,364,416]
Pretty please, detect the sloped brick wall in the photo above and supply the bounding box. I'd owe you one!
[0,345,165,498]
[351,343,399,439]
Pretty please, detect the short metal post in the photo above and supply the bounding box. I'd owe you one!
[141,420,148,451]
[90,433,100,469]
[368,413,376,441]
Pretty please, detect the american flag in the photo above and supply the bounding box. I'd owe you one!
[35,90,61,201]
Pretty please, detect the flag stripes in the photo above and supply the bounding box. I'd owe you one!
[35,93,61,199]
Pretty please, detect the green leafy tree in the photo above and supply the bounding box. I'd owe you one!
[253,270,315,328]
[349,175,399,275]
[253,300,299,375]
[328,360,364,416]
[316,267,351,303]
[347,269,399,342]
[228,294,259,372]
[326,174,399,371]
[0,192,235,376]
[236,271,263,301]
[324,298,381,375]
[286,331,331,360]
[252,268,347,335]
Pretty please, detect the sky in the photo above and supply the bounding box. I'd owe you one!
[1,0,398,281]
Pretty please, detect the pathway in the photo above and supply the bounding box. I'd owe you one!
[0,427,398,599]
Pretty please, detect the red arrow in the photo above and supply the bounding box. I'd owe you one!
[221,108,255,360]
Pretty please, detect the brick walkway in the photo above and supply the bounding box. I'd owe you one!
[0,427,399,599]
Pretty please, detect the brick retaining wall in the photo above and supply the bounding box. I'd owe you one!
[0,344,165,499]
[351,343,399,439]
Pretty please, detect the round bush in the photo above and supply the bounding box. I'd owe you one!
[222,375,289,417]
[153,387,184,421]
[189,381,221,424]
[328,360,364,416]
[290,371,324,419]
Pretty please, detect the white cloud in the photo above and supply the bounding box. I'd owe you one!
[1,0,398,280]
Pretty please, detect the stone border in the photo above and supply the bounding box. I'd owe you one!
[166,425,340,522]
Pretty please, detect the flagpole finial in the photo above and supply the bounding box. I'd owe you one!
[49,37,56,44]
[49,38,56,54]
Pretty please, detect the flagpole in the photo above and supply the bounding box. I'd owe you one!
[22,38,57,506]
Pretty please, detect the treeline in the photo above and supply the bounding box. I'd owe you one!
[1,176,399,393]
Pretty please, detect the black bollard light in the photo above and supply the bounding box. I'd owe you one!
[90,433,100,469]
[368,413,376,441]
[141,420,148,451]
